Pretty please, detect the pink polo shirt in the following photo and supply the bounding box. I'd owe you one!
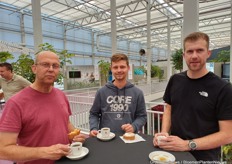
[0,87,71,164]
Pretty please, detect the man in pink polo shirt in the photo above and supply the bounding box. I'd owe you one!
[0,51,86,164]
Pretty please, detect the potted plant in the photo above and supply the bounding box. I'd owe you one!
[98,60,110,86]
[151,65,163,81]
[171,48,183,72]
[210,50,230,63]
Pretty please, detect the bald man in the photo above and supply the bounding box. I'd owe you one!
[0,51,86,164]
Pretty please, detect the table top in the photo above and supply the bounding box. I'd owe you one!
[56,133,196,164]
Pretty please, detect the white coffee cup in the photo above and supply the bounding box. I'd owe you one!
[70,142,82,156]
[157,136,167,145]
[98,127,110,138]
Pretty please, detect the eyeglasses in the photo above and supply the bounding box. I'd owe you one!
[36,63,60,69]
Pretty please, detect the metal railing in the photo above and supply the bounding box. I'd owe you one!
[67,95,95,104]
[144,102,166,135]
[68,101,92,132]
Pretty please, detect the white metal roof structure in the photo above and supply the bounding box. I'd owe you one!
[0,0,231,51]
[0,41,34,54]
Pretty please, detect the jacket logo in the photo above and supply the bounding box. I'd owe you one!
[107,95,132,112]
[117,114,121,118]
[199,91,208,97]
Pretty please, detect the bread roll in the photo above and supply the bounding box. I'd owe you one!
[123,132,135,140]
[68,129,80,140]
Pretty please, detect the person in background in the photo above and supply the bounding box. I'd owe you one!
[153,32,232,161]
[0,62,31,101]
[89,53,147,136]
[89,72,95,83]
[0,51,86,164]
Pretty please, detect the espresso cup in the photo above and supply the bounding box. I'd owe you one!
[98,127,110,138]
[157,136,167,145]
[70,142,82,156]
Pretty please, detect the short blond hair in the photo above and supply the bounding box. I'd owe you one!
[184,32,209,51]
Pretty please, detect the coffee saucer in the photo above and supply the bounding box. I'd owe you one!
[149,151,175,162]
[97,132,115,141]
[66,147,89,160]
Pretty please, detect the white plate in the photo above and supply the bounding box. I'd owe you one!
[97,132,115,141]
[66,147,89,160]
[149,151,175,162]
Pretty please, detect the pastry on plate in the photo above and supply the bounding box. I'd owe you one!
[123,132,135,140]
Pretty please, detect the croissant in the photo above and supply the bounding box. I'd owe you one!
[68,129,80,140]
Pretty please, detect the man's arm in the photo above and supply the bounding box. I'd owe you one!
[194,120,232,150]
[89,91,101,131]
[89,91,102,137]
[131,93,147,133]
[0,84,3,100]
[68,121,76,132]
[0,92,4,100]
[161,103,171,133]
[157,120,232,151]
[153,103,171,146]
[0,132,69,162]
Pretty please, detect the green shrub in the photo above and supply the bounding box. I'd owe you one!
[223,144,232,162]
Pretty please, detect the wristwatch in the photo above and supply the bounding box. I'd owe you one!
[188,140,197,151]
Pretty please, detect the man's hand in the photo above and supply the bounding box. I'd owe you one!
[157,135,189,151]
[153,132,169,147]
[73,133,87,143]
[41,144,70,160]
[89,130,98,137]
[121,124,134,133]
